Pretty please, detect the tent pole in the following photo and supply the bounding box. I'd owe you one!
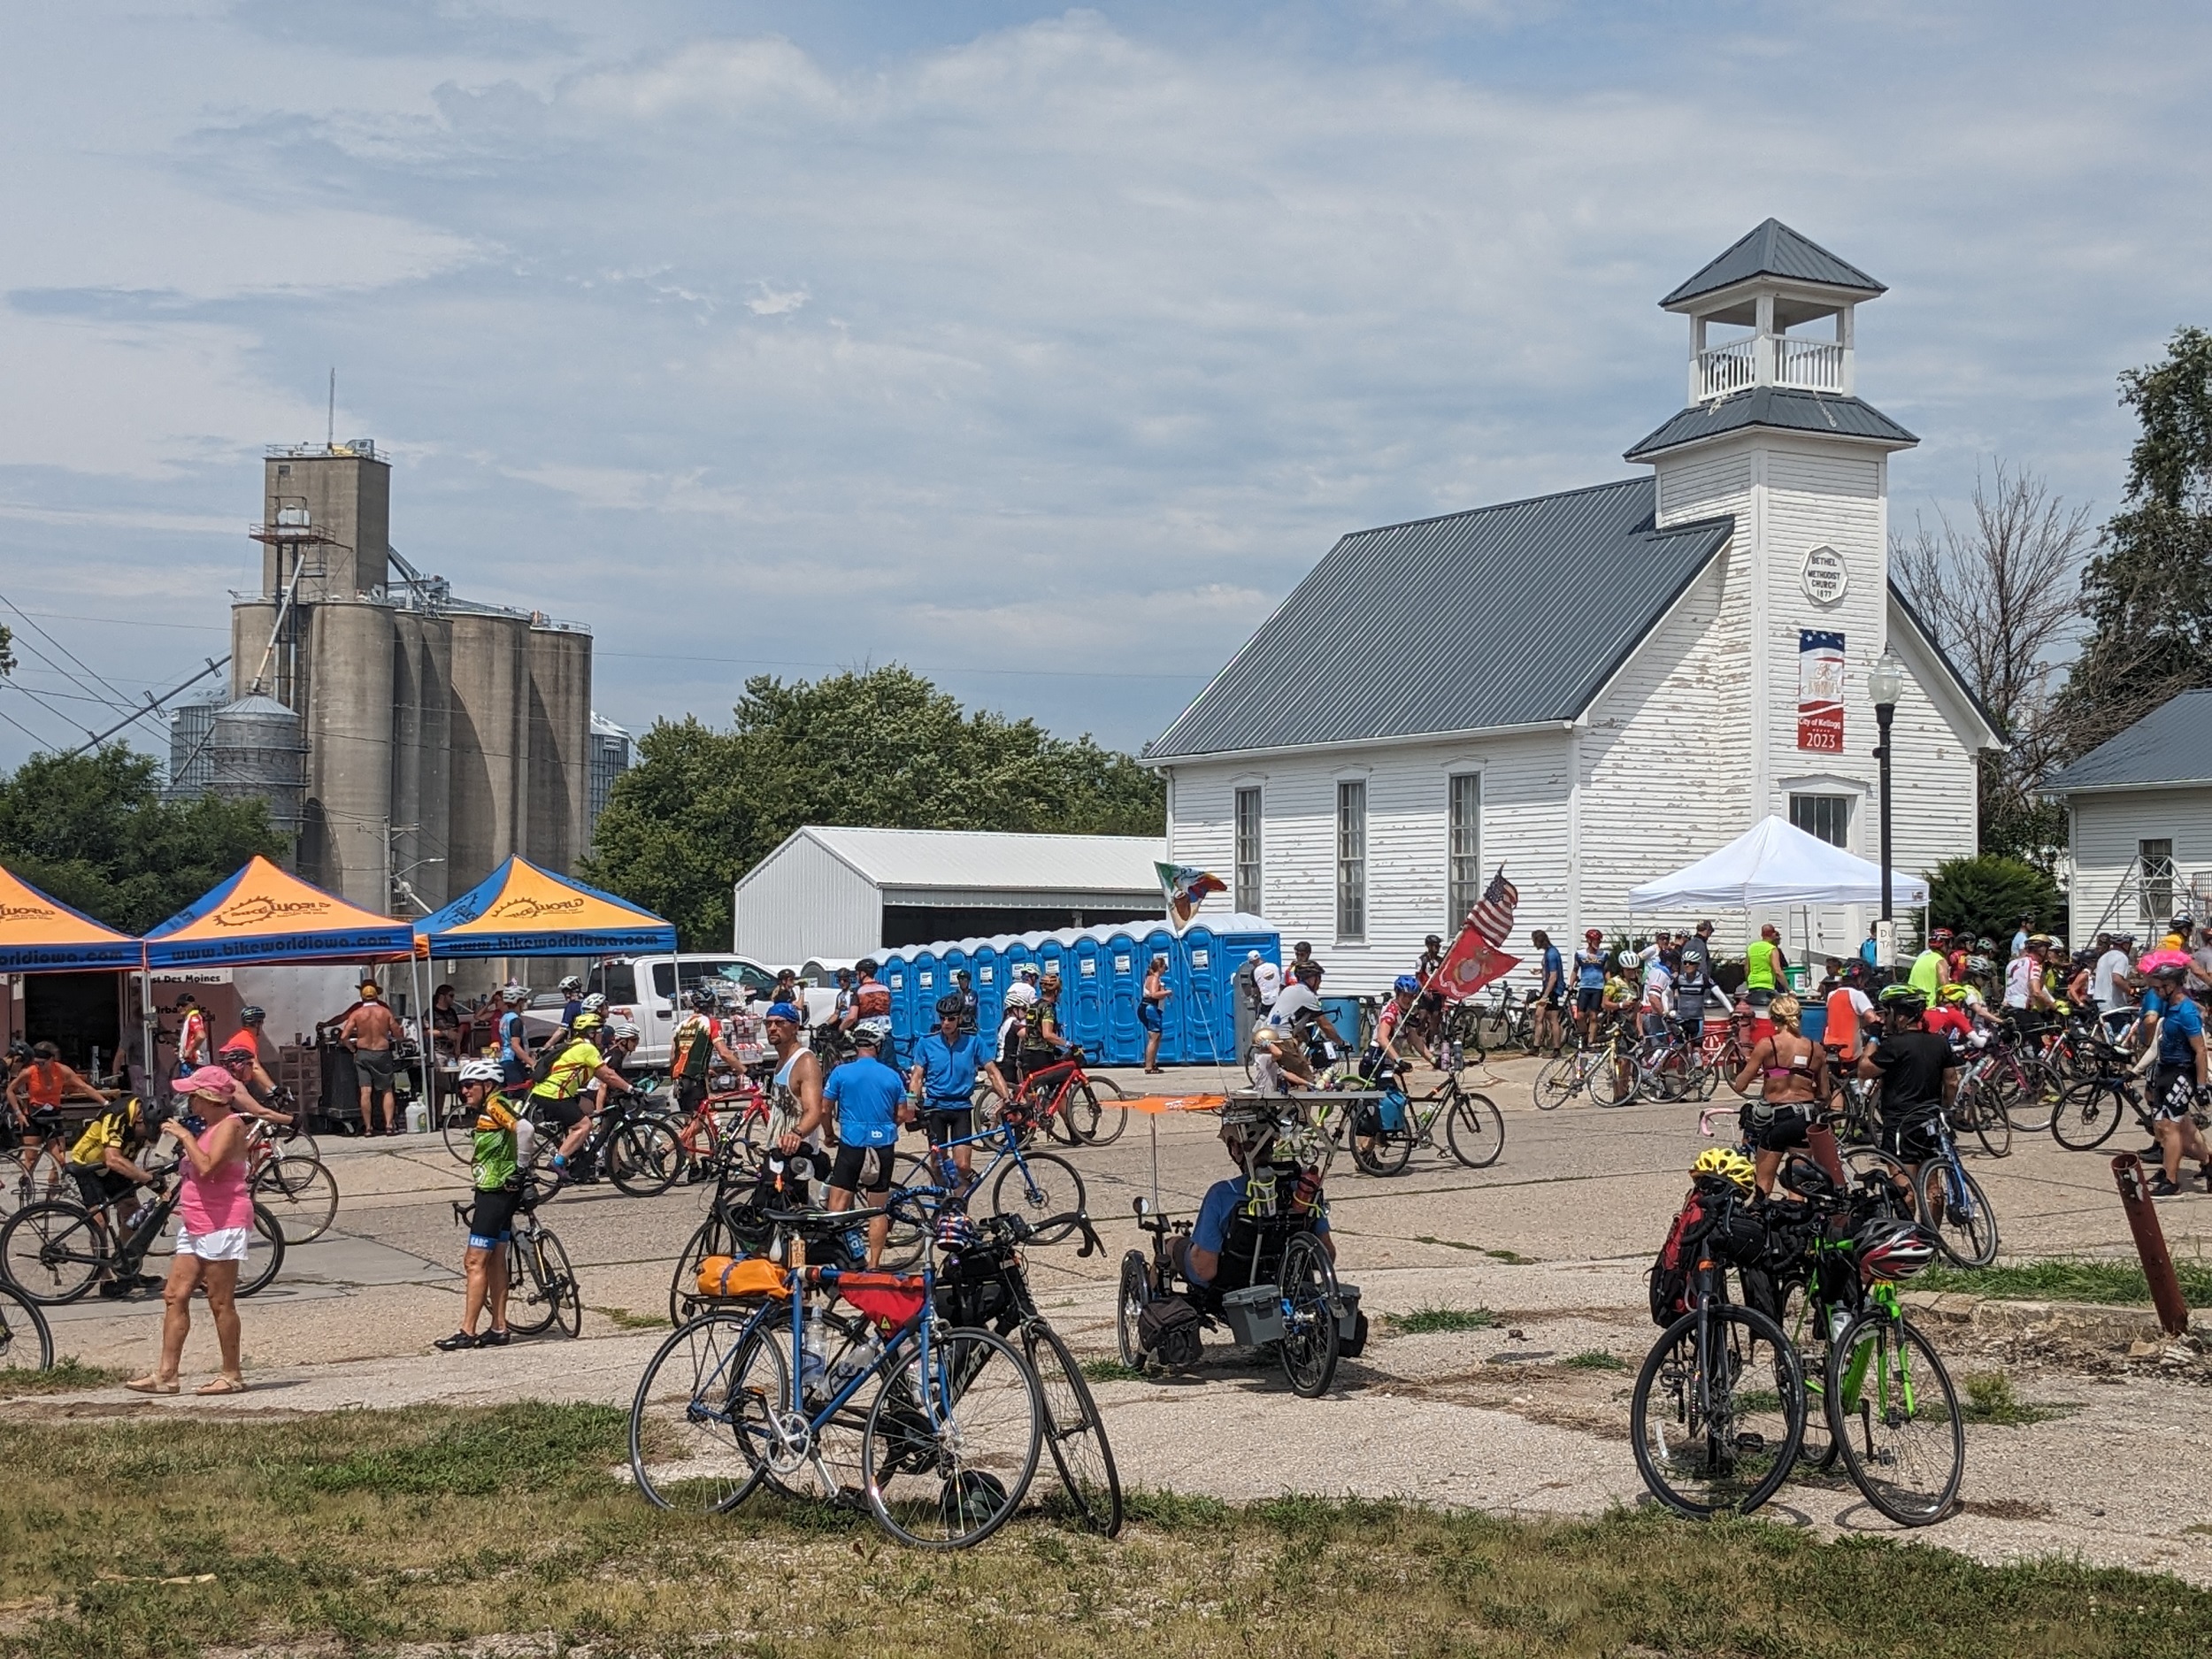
[139,963,156,1103]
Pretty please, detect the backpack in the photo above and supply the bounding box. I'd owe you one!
[530,1035,582,1091]
[672,1017,716,1083]
[1648,1183,1717,1326]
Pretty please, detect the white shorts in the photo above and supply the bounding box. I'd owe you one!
[175,1223,251,1263]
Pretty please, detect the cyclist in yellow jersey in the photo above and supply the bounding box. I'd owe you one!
[532,1012,635,1173]
[1743,923,1787,1011]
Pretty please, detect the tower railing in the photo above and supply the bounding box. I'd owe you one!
[1695,334,1847,400]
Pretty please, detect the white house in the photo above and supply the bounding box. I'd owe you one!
[2049,689,2212,941]
[1143,221,1998,994]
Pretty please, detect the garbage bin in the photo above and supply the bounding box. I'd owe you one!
[1785,964,1810,996]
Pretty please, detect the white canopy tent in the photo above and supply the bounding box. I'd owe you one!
[1628,815,1929,911]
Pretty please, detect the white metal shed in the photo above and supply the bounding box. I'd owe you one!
[733,826,1167,966]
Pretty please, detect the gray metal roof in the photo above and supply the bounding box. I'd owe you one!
[772,826,1167,892]
[1624,388,1918,461]
[1143,479,1732,761]
[2047,691,2212,793]
[1662,219,1885,309]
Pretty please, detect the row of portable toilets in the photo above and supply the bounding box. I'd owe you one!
[879,922,1282,1070]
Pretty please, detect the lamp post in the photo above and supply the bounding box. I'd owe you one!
[1869,648,1906,931]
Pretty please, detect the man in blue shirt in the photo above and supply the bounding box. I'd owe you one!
[905,995,1010,1181]
[1861,928,1880,970]
[2141,963,2211,1196]
[496,985,534,1088]
[1173,1119,1333,1291]
[823,1029,906,1265]
[1532,930,1565,1056]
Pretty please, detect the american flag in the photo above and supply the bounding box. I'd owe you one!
[1466,868,1519,946]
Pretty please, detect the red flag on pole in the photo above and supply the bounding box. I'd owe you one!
[1432,928,1520,1002]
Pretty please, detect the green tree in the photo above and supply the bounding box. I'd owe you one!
[0,745,288,933]
[580,666,1165,949]
[1926,854,2062,945]
[2055,326,2212,757]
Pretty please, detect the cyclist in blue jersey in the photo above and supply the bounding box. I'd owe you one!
[823,1030,906,1265]
[496,985,534,1088]
[1573,928,1609,1045]
[907,995,1010,1180]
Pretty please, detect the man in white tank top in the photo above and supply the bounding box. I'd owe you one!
[763,1003,828,1202]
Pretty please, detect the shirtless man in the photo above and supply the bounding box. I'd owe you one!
[341,979,401,1135]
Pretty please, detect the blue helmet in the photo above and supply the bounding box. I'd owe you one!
[1393,974,1422,995]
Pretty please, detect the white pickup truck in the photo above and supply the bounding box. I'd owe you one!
[521,954,840,1071]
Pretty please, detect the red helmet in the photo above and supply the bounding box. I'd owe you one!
[1929,927,1954,945]
[1856,1220,1937,1285]
[1584,928,1603,943]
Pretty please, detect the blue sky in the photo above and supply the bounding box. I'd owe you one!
[2,1,2208,767]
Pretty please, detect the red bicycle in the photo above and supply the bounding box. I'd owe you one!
[997,1047,1128,1147]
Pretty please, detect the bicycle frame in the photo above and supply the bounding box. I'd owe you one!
[920,1116,1051,1202]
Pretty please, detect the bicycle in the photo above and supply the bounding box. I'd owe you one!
[0,1173,283,1305]
[915,1114,1087,1246]
[1631,1233,1805,1517]
[2051,1064,2155,1153]
[1002,1047,1128,1147]
[244,1116,339,1246]
[0,1277,53,1371]
[933,1208,1122,1537]
[1532,1019,1638,1110]
[629,1199,1046,1549]
[542,1087,683,1199]
[449,1166,580,1339]
[1340,1064,1505,1175]
[1847,1111,1999,1267]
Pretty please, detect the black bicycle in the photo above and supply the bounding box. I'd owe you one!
[0,1175,283,1305]
[0,1278,53,1371]
[451,1166,580,1339]
[541,1087,682,1199]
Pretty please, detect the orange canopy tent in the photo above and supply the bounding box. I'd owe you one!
[0,864,140,973]
[411,856,675,957]
[141,856,416,969]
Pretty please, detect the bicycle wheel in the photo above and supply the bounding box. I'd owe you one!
[1349,1105,1413,1177]
[2052,1076,2130,1151]
[1600,1049,1640,1108]
[988,1153,1085,1243]
[506,1227,570,1336]
[1630,1302,1804,1517]
[0,1200,105,1304]
[0,1279,55,1371]
[1775,1283,1839,1475]
[1444,1090,1506,1169]
[1532,1053,1578,1111]
[251,1157,338,1246]
[1839,1147,1917,1219]
[1071,1079,1128,1147]
[862,1325,1043,1549]
[441,1101,476,1164]
[1116,1252,1150,1370]
[235,1202,286,1298]
[629,1310,772,1513]
[609,1119,681,1198]
[1025,1320,1123,1536]
[2003,1057,2062,1136]
[1278,1232,1341,1398]
[1963,1090,2013,1160]
[669,1214,731,1328]
[1916,1162,1998,1267]
[1827,1310,1963,1525]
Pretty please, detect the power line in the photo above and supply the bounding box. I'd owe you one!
[0,595,136,710]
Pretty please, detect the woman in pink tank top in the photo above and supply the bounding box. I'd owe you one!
[125,1066,253,1395]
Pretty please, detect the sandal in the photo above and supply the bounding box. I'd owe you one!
[195,1376,248,1395]
[123,1376,180,1394]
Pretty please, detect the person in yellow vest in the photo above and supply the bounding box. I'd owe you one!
[1908,927,1951,999]
[1743,924,1788,1011]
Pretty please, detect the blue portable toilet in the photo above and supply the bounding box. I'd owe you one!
[940,946,969,1018]
[972,945,1002,1038]
[1182,927,1232,1067]
[909,951,939,1063]
[1068,936,1107,1054]
[1215,926,1283,1061]
[1102,932,1143,1065]
[1004,941,1035,992]
[880,955,910,1063]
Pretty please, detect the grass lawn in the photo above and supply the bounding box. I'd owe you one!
[0,1403,2208,1657]
[1917,1257,2212,1305]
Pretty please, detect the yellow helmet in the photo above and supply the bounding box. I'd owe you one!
[1693,1146,1755,1194]
[1936,981,1973,1005]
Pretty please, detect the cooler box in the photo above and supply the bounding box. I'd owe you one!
[1799,1003,1827,1044]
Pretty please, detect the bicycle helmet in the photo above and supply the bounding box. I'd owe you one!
[856,959,879,977]
[1928,926,1953,945]
[1393,974,1421,995]
[457,1057,503,1088]
[603,1018,641,1042]
[1961,954,1993,977]
[1004,983,1039,1008]
[1936,982,1974,1006]
[2150,961,2187,985]
[687,987,718,1011]
[935,993,964,1019]
[239,1004,265,1025]
[581,993,608,1014]
[572,1011,604,1033]
[502,983,531,1006]
[217,1037,257,1060]
[1855,1218,1937,1284]
[1878,984,1927,1018]
[1692,1146,1755,1194]
[1584,927,1603,944]
[558,975,583,995]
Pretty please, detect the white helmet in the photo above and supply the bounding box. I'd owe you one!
[457,1057,503,1087]
[558,975,583,995]
[1004,983,1039,1008]
[604,1017,641,1041]
[1617,949,1641,969]
[501,983,530,1006]
[582,993,608,1014]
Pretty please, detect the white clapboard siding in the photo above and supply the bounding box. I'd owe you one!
[2069,788,2212,942]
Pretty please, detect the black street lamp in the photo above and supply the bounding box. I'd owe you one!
[1869,648,1906,932]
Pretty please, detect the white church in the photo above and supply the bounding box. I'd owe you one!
[1144,220,1997,994]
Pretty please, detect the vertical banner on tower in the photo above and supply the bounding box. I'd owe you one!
[1796,629,1845,752]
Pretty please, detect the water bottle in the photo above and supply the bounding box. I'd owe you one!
[1247,1168,1279,1217]
[800,1300,828,1400]
[826,1328,881,1394]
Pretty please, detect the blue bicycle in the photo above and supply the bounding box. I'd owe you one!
[883,1113,1087,1257]
[628,1202,1046,1549]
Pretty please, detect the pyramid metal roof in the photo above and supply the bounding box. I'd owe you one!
[1663,219,1885,310]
